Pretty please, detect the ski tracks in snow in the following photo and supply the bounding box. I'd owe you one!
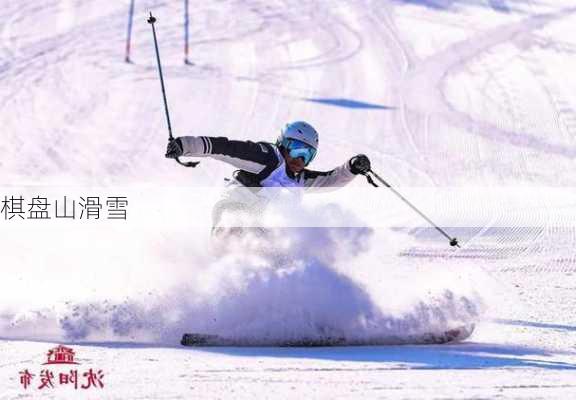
[392,3,576,163]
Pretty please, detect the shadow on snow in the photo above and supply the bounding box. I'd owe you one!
[2,338,575,370]
[304,97,395,110]
[189,343,576,370]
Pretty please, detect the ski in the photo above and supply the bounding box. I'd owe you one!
[180,333,347,347]
[181,325,474,347]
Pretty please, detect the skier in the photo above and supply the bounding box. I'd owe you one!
[165,121,371,234]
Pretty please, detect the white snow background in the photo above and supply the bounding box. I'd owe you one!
[1,0,576,399]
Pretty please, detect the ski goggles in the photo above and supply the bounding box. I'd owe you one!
[281,138,317,165]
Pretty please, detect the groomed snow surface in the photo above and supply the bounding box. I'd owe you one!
[1,0,576,398]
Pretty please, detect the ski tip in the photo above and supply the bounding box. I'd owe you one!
[429,324,475,344]
[181,333,220,346]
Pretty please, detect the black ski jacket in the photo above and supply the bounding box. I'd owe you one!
[179,136,356,188]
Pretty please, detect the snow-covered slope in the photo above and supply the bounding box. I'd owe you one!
[1,0,575,398]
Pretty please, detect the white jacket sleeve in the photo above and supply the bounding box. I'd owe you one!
[179,136,208,156]
[302,161,357,188]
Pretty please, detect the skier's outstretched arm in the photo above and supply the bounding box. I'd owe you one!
[303,155,371,188]
[166,136,280,174]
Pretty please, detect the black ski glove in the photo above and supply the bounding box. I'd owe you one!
[349,154,371,175]
[165,138,184,158]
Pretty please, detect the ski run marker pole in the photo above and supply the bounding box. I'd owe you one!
[147,12,199,168]
[364,170,460,248]
[125,0,136,63]
[184,0,192,65]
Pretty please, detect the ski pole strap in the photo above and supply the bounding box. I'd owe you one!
[176,159,199,167]
[366,170,460,248]
[363,173,378,187]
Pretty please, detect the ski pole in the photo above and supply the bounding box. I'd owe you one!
[147,12,199,168]
[364,170,460,248]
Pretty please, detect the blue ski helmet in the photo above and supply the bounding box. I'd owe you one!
[277,121,319,165]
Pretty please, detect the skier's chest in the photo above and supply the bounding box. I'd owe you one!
[260,162,304,188]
